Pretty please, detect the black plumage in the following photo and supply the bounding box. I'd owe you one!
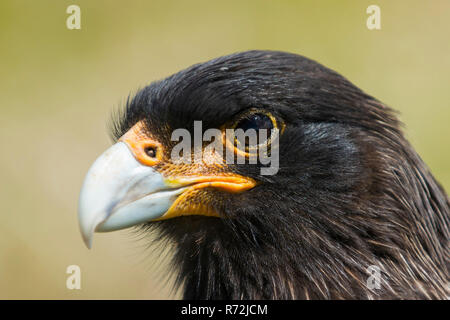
[111,50,449,299]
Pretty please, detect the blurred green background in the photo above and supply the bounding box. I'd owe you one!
[0,0,449,299]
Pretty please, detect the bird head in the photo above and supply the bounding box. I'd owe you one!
[78,51,449,299]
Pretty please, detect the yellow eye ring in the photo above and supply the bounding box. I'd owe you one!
[222,109,284,159]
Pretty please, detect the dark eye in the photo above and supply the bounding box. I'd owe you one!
[232,112,277,152]
[144,146,157,158]
[235,113,274,132]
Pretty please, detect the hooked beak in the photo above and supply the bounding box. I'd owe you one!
[78,142,187,248]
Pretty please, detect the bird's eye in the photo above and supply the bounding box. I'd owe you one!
[235,113,274,133]
[227,110,280,155]
[145,146,157,158]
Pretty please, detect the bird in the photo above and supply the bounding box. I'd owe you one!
[78,50,449,299]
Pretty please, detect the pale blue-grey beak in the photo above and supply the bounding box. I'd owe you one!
[78,142,185,248]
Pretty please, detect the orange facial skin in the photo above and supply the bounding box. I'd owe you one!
[119,121,257,220]
[119,122,163,167]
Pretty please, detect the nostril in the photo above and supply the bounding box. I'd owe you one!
[144,146,157,158]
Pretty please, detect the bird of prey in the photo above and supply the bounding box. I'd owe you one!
[78,50,449,299]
